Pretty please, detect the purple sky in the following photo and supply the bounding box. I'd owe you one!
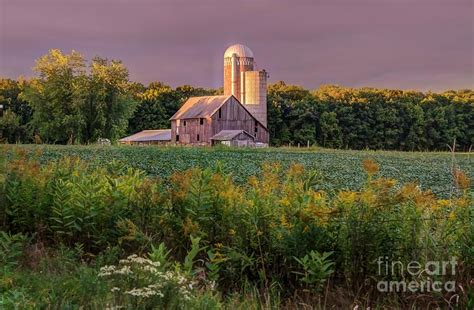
[1,0,473,91]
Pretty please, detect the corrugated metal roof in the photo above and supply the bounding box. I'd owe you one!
[170,95,231,120]
[119,129,171,142]
[211,130,254,141]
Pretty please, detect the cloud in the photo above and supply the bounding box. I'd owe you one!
[1,0,472,91]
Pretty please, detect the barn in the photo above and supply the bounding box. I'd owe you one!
[119,129,171,145]
[118,43,270,147]
[169,95,268,146]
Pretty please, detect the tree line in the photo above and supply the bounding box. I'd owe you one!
[1,49,472,151]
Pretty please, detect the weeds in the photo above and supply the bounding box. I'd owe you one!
[0,151,471,308]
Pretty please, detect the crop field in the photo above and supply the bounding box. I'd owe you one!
[2,144,472,198]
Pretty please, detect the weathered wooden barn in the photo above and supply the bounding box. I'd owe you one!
[118,43,270,147]
[170,95,268,146]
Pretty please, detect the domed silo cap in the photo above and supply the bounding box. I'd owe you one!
[224,44,254,58]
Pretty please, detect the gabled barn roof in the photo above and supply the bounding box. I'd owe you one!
[119,129,171,142]
[211,130,255,141]
[170,95,267,130]
[170,95,231,120]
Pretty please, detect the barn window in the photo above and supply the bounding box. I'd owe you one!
[183,120,187,126]
[197,134,200,141]
[218,108,222,119]
[176,134,180,142]
[254,133,257,138]
[200,118,204,125]
[254,126,258,133]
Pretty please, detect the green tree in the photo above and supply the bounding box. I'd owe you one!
[20,49,136,143]
[0,78,33,142]
[78,57,136,142]
[0,110,22,143]
[21,49,86,143]
[319,111,342,148]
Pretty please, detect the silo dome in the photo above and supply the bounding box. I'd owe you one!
[224,44,254,58]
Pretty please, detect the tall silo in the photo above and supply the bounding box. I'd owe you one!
[223,44,268,127]
[223,44,254,102]
[242,70,268,127]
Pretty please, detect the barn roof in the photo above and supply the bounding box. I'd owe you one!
[170,95,231,120]
[170,95,268,130]
[211,130,254,141]
[119,129,171,142]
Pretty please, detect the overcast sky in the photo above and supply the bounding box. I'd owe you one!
[1,0,473,91]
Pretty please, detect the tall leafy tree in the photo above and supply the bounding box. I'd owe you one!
[78,57,136,142]
[21,49,86,143]
[0,110,22,143]
[21,50,136,143]
[0,78,32,142]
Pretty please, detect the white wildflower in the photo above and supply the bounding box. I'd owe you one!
[142,265,158,273]
[114,265,133,275]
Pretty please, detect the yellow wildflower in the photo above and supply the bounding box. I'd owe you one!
[454,198,470,208]
[363,159,379,176]
[453,169,470,190]
[182,217,199,236]
[437,199,451,208]
[280,197,291,208]
[280,214,293,229]
[338,191,357,205]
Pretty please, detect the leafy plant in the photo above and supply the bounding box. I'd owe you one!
[148,242,171,271]
[0,231,28,270]
[183,236,206,275]
[293,251,334,290]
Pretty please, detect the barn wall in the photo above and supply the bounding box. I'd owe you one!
[171,118,212,144]
[211,97,269,143]
[171,96,269,145]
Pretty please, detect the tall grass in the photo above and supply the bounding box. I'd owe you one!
[0,148,472,308]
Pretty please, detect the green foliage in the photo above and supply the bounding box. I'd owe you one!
[78,56,137,142]
[5,144,471,198]
[267,82,474,151]
[183,235,206,275]
[293,251,334,290]
[0,110,22,143]
[0,152,471,308]
[0,231,28,270]
[2,59,472,151]
[148,242,172,271]
[19,49,136,144]
[0,78,32,143]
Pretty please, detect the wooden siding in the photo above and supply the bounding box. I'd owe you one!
[171,96,268,145]
[171,117,212,145]
[211,97,268,144]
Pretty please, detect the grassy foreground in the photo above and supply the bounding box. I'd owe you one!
[0,145,472,308]
[2,144,472,198]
